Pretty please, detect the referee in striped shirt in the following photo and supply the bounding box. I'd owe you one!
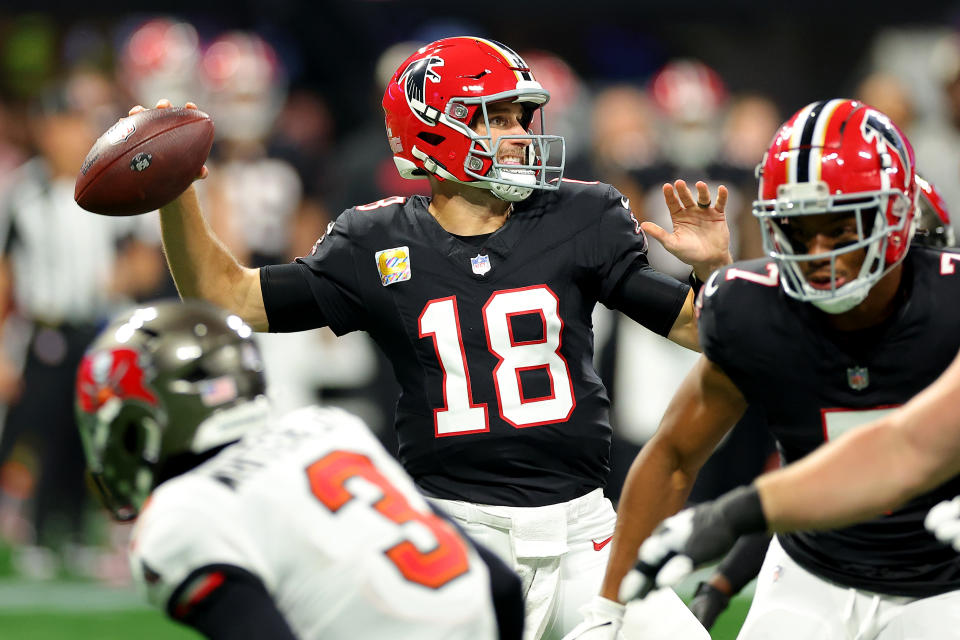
[0,68,166,568]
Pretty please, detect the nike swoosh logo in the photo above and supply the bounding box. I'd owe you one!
[593,536,614,551]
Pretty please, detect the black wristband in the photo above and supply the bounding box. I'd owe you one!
[716,485,768,535]
[688,271,704,297]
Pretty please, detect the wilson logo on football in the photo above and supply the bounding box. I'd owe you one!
[76,348,159,414]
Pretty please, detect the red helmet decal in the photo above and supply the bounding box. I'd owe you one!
[77,348,158,414]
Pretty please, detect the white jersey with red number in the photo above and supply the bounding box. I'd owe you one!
[129,406,499,639]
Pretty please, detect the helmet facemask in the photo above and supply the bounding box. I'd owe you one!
[754,180,911,314]
[408,90,565,202]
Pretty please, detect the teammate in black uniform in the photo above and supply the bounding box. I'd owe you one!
[585,99,960,639]
[678,172,957,632]
[131,37,729,640]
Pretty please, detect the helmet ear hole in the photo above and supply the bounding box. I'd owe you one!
[417,132,445,146]
[121,420,142,456]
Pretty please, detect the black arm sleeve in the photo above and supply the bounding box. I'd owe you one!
[717,531,772,593]
[168,564,298,640]
[606,257,690,337]
[260,262,334,333]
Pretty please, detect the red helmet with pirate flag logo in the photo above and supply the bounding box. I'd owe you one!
[75,300,268,521]
[753,99,918,314]
[382,37,565,201]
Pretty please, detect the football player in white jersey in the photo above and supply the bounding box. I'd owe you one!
[74,300,523,639]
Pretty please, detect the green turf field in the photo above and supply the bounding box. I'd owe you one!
[0,576,750,639]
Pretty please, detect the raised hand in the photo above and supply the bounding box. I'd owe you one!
[644,179,732,280]
[129,99,208,181]
[619,486,766,602]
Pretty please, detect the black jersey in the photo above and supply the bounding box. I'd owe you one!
[261,180,689,507]
[699,247,960,597]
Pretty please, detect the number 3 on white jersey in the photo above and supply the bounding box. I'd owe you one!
[419,285,575,437]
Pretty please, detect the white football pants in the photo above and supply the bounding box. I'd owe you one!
[739,536,960,639]
[430,489,707,640]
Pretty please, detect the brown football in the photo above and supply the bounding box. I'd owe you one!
[74,107,214,216]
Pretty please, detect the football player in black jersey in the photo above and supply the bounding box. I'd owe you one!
[584,99,960,639]
[670,173,958,633]
[128,37,730,640]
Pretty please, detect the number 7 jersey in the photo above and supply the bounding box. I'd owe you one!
[261,181,689,507]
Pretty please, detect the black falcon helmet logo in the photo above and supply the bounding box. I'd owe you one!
[399,56,445,125]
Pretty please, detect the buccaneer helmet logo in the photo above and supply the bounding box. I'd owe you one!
[399,56,444,125]
[77,348,159,414]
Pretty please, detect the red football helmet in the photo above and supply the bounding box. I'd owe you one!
[753,99,918,314]
[382,37,565,202]
[915,174,955,248]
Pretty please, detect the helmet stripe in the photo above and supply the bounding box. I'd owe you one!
[794,100,827,183]
[473,37,532,82]
[810,99,846,183]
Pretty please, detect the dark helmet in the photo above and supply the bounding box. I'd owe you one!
[75,300,267,521]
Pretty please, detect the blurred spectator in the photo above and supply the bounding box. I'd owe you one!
[521,49,593,178]
[196,31,380,421]
[117,17,203,108]
[856,72,915,132]
[329,40,431,215]
[0,67,166,576]
[597,65,779,504]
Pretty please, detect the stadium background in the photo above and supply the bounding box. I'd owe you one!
[1,2,960,638]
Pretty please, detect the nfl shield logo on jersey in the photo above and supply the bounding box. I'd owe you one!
[375,246,412,286]
[471,253,491,275]
[847,366,869,390]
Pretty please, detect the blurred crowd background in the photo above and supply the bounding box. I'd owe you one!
[1,2,960,584]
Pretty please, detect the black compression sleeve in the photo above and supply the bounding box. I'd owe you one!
[260,263,331,332]
[168,564,298,640]
[717,531,772,593]
[607,259,690,337]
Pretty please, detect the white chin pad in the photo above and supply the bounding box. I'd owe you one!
[490,168,536,201]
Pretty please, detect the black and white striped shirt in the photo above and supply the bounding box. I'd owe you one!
[0,158,140,325]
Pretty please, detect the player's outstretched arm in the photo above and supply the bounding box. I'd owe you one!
[597,356,746,604]
[645,180,733,281]
[623,348,960,597]
[141,100,268,331]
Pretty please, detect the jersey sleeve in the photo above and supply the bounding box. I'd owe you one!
[586,185,653,299]
[697,262,770,394]
[587,185,689,334]
[129,481,270,611]
[261,212,367,335]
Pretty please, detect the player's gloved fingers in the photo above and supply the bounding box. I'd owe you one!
[655,553,694,588]
[618,567,654,602]
[688,582,730,630]
[930,519,960,546]
[925,497,960,531]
